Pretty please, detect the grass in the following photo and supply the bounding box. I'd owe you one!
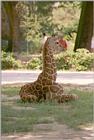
[1,86,20,97]
[1,86,93,134]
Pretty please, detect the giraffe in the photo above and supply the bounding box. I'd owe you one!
[19,36,78,103]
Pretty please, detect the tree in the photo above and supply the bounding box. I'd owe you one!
[19,1,55,40]
[2,1,56,52]
[74,2,93,51]
[2,1,21,52]
[1,1,81,53]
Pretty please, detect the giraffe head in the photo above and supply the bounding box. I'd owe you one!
[45,36,66,53]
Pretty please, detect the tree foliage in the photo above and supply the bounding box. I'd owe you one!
[1,1,81,53]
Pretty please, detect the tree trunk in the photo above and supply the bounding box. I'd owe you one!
[3,2,21,52]
[74,2,93,52]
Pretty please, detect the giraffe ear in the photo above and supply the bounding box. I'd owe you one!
[47,37,51,43]
[47,37,50,40]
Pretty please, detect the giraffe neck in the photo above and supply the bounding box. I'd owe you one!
[42,41,57,76]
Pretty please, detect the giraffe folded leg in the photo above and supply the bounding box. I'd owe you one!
[19,83,38,103]
[57,94,78,103]
[48,83,78,103]
[20,94,37,103]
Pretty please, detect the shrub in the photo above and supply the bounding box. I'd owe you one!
[26,57,42,70]
[55,49,94,71]
[1,51,23,70]
[55,51,75,70]
[2,49,94,71]
[55,53,69,70]
[74,49,94,71]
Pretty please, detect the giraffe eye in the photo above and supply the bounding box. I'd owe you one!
[56,41,59,44]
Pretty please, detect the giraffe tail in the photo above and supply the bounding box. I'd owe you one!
[58,94,78,103]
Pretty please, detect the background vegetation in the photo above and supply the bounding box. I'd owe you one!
[1,1,81,53]
[1,1,93,71]
[2,49,94,71]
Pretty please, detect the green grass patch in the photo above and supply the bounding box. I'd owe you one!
[1,86,93,134]
[2,86,20,97]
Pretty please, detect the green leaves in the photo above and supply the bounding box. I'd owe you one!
[55,49,94,71]
[26,57,42,70]
[2,49,94,71]
[1,51,22,69]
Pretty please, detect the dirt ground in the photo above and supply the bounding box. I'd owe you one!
[1,123,94,140]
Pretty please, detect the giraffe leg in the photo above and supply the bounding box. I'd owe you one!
[49,83,78,103]
[19,82,47,103]
[57,92,78,103]
[20,94,37,103]
[19,82,78,103]
[19,83,38,102]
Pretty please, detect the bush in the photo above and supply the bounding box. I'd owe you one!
[26,57,42,70]
[55,49,94,71]
[73,49,94,71]
[2,49,94,71]
[55,51,75,70]
[55,53,70,70]
[1,51,23,70]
